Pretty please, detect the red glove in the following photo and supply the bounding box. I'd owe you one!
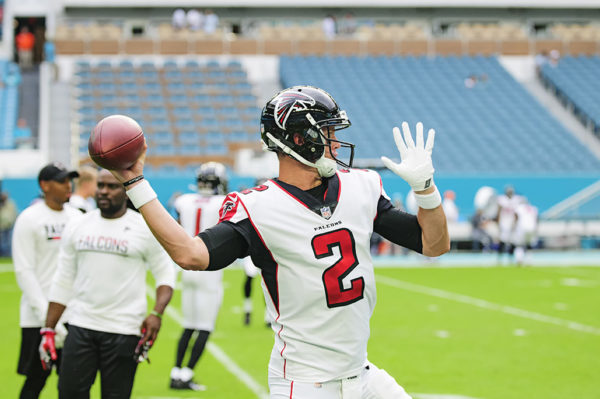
[39,328,57,371]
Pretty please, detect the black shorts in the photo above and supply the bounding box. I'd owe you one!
[18,327,62,376]
[59,324,139,399]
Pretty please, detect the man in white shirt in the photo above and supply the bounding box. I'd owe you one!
[68,165,97,213]
[107,86,450,398]
[40,170,175,398]
[203,9,219,34]
[322,15,336,39]
[186,9,204,32]
[172,8,186,30]
[170,162,227,391]
[12,162,80,399]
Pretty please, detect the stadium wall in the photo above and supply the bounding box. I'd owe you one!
[2,174,597,221]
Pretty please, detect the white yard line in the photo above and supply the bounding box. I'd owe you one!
[0,264,13,273]
[376,275,600,336]
[145,285,270,399]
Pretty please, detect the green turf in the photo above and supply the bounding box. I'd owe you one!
[1,256,599,399]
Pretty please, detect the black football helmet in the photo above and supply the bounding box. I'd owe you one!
[260,86,354,177]
[196,162,228,195]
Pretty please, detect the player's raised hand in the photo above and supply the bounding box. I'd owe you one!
[381,122,435,192]
[39,328,58,370]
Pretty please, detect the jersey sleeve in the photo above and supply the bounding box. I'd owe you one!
[12,212,49,321]
[198,193,255,270]
[49,219,79,306]
[218,192,248,224]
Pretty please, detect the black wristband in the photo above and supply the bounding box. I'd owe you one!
[123,175,144,187]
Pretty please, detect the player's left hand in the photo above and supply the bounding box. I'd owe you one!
[381,122,436,192]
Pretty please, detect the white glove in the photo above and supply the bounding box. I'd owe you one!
[381,122,436,192]
[54,322,68,349]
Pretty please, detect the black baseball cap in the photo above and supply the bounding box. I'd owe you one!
[38,162,79,183]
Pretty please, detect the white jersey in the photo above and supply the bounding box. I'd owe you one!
[497,194,522,230]
[515,203,538,233]
[49,209,175,336]
[12,201,82,327]
[174,193,225,330]
[219,169,386,382]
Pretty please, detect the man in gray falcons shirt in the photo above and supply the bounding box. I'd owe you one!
[40,170,175,399]
[109,86,450,399]
[12,162,80,399]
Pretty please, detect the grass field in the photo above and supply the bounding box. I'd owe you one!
[2,257,599,399]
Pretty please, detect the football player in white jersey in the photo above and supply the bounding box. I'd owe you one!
[513,198,538,266]
[109,86,450,399]
[496,185,522,262]
[169,162,227,391]
[12,162,80,399]
[40,170,175,398]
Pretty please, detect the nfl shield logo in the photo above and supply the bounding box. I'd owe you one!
[320,206,332,219]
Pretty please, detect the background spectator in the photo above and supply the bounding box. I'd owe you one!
[16,26,35,69]
[322,14,336,39]
[339,12,357,36]
[203,10,219,34]
[0,190,18,256]
[172,8,186,30]
[186,9,204,32]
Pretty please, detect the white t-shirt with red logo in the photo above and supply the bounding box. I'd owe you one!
[12,201,82,327]
[49,209,175,335]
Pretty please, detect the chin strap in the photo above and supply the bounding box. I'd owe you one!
[266,132,337,177]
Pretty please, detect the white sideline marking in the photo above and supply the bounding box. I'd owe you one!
[376,275,600,336]
[145,286,269,399]
[0,264,13,273]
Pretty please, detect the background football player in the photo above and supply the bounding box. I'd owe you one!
[169,162,228,391]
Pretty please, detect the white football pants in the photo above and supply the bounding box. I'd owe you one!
[268,362,412,399]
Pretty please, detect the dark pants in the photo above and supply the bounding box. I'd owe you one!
[18,327,60,399]
[59,325,139,399]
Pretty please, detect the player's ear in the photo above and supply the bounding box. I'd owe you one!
[39,180,49,194]
[293,133,305,146]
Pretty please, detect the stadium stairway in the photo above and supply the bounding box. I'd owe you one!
[540,56,600,135]
[522,78,600,158]
[18,66,40,140]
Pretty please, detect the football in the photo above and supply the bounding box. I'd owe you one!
[88,114,145,170]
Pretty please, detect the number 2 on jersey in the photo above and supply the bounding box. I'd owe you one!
[311,228,364,308]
